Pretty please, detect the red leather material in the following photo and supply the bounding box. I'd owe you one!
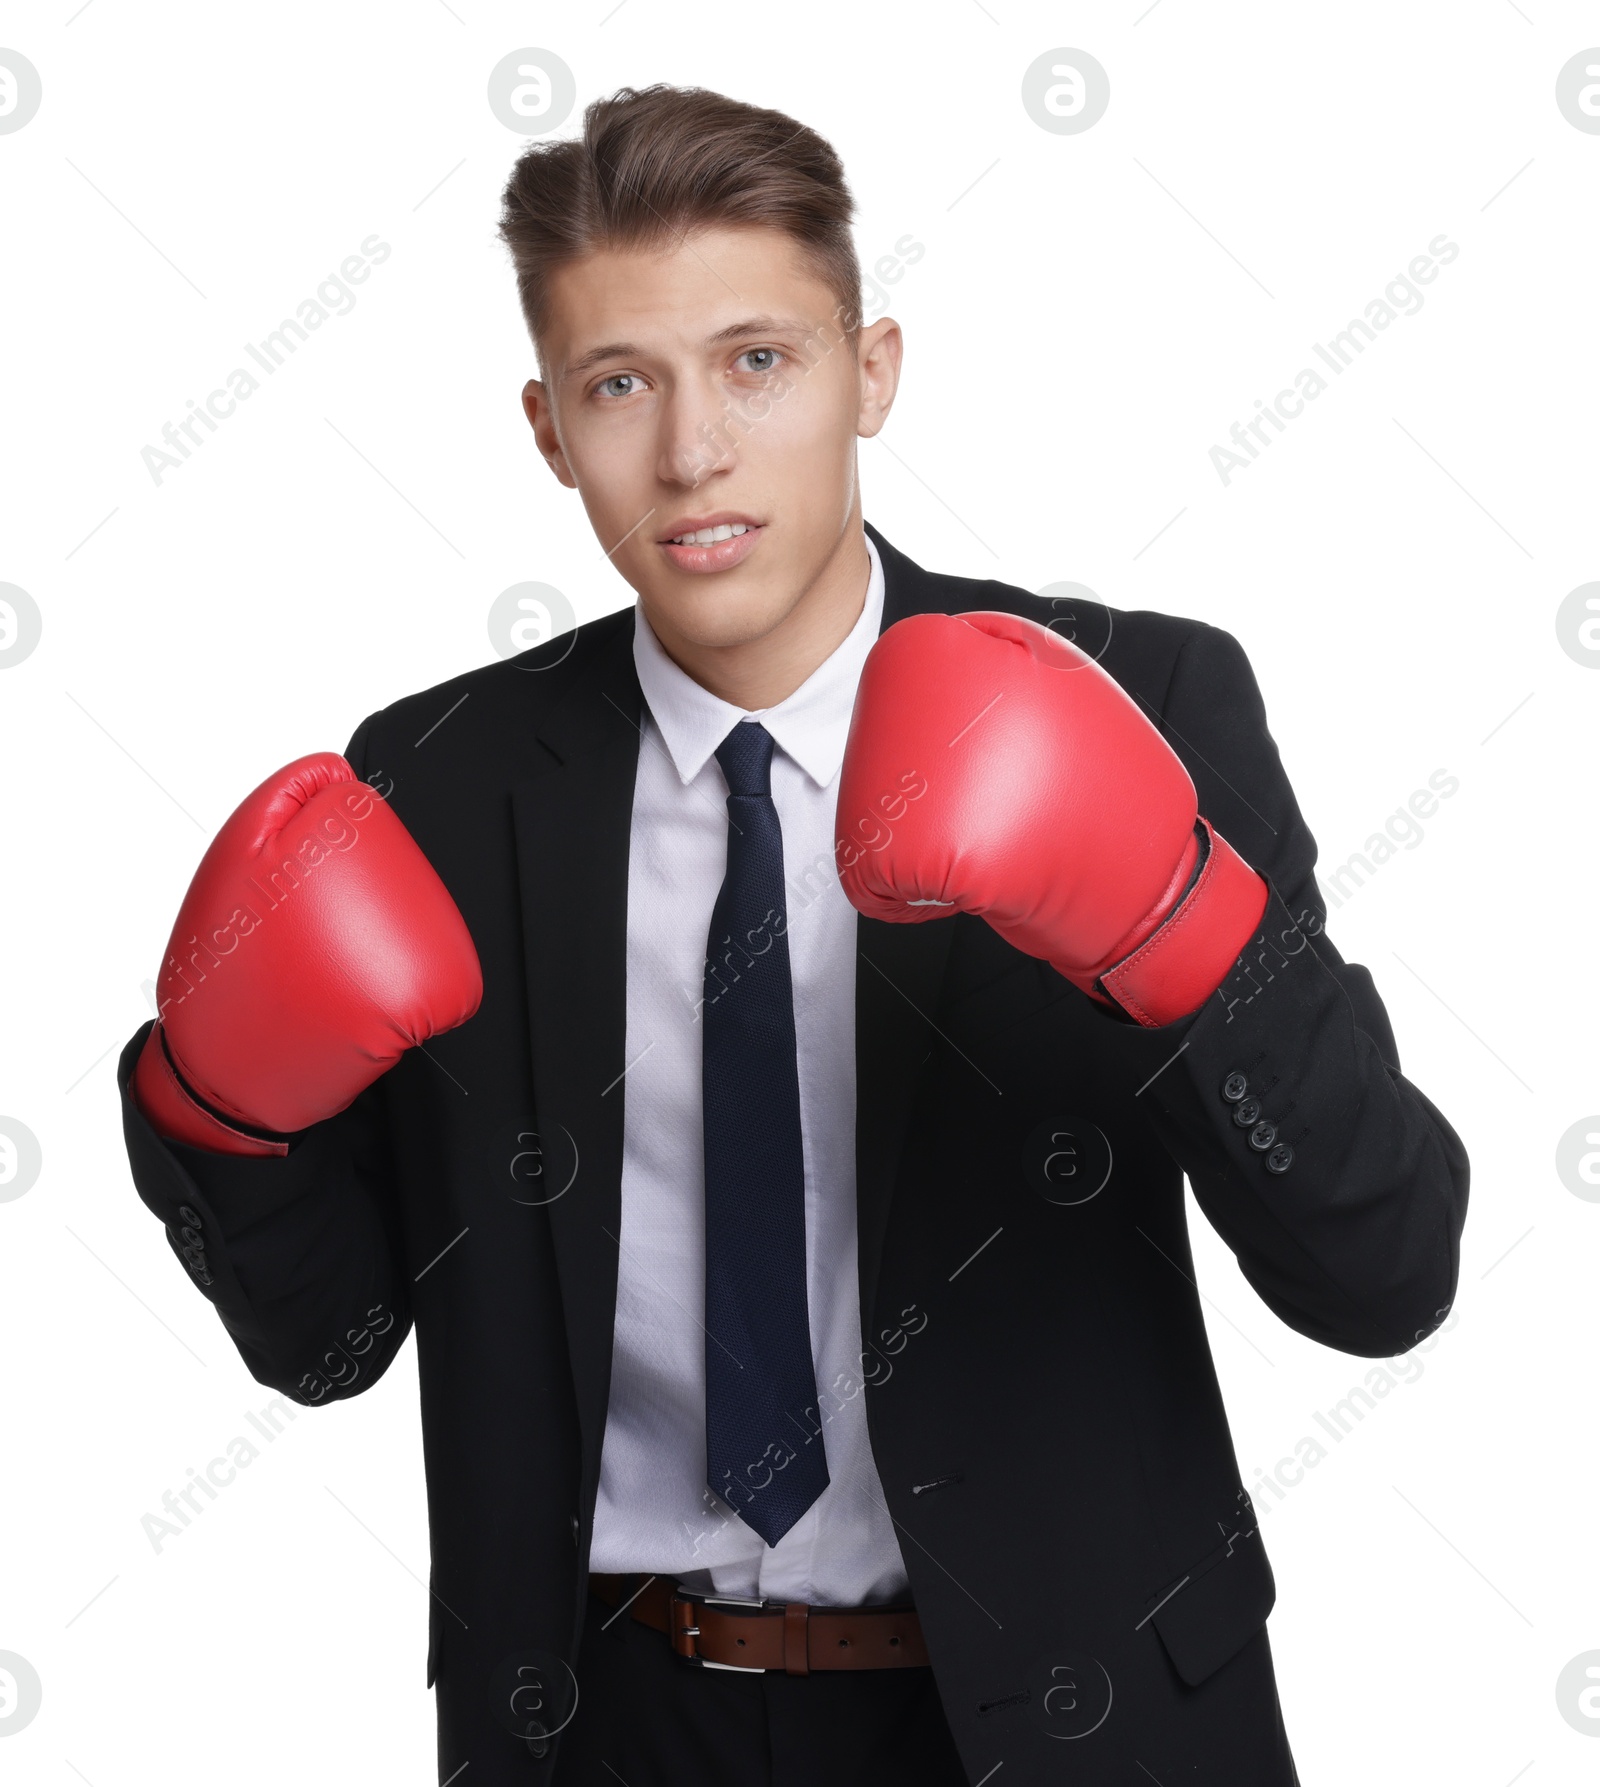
[1100,818,1269,1027]
[130,1023,287,1157]
[134,752,482,1143]
[835,611,1263,1023]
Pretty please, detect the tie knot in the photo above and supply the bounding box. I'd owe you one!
[715,719,775,798]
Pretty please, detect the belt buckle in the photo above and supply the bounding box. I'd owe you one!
[669,1586,769,1672]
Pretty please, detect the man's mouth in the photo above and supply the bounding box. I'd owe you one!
[665,521,753,546]
[657,516,765,573]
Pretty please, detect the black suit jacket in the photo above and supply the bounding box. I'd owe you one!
[118,521,1468,1784]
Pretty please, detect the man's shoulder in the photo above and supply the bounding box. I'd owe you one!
[916,557,1237,714]
[344,603,634,780]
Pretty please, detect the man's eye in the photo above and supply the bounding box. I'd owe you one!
[737,348,781,374]
[598,373,642,399]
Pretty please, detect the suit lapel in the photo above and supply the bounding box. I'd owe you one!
[511,612,643,1491]
[511,526,960,1488]
[853,523,959,1328]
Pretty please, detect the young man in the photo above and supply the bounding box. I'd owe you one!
[117,84,1468,1786]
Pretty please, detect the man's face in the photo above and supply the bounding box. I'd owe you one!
[523,224,900,651]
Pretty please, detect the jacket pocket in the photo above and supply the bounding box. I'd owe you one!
[1143,1508,1276,1687]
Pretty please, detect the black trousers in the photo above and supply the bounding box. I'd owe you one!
[551,1586,971,1786]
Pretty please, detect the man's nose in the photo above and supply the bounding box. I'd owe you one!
[656,378,737,487]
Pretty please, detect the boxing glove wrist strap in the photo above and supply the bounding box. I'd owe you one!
[131,1024,290,1158]
[1096,817,1269,1028]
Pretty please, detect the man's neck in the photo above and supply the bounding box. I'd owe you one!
[641,519,872,712]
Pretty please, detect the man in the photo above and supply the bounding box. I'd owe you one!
[116,83,1468,1785]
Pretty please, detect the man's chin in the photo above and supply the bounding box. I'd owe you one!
[636,562,795,652]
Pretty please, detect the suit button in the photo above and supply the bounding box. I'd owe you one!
[180,1226,202,1246]
[178,1205,203,1228]
[1231,1096,1261,1127]
[1266,1144,1295,1174]
[1221,1071,1249,1103]
[570,1512,581,1548]
[1248,1121,1277,1151]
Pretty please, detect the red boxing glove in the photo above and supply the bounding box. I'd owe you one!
[835,611,1268,1027]
[131,753,483,1156]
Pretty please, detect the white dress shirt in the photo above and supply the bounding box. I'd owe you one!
[588,530,911,1608]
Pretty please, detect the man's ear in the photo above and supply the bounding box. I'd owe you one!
[855,317,903,442]
[521,379,578,489]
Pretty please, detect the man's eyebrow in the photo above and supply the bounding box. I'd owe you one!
[562,316,816,381]
[564,341,640,379]
[703,314,814,347]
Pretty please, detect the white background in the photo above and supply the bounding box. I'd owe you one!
[2,3,1596,1782]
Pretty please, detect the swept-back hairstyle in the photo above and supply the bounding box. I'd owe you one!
[497,84,862,360]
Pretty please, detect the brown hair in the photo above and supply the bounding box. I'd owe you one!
[497,84,862,362]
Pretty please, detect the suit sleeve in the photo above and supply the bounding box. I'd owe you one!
[1112,622,1469,1358]
[114,714,413,1404]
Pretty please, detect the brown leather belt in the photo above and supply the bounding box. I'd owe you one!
[588,1572,930,1674]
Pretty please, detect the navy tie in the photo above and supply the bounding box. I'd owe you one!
[702,719,830,1546]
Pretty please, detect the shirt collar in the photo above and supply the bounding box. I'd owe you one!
[631,529,885,791]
